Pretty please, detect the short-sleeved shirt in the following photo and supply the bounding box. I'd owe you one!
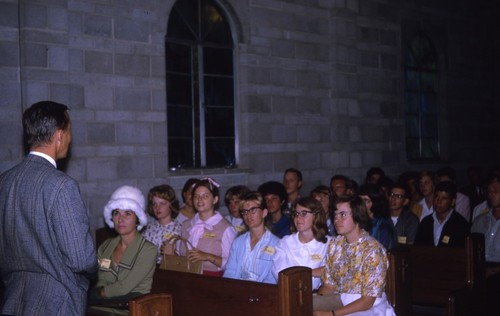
[321,230,388,297]
[471,210,500,262]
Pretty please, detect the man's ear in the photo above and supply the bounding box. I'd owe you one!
[403,198,409,206]
[262,208,269,218]
[55,129,64,143]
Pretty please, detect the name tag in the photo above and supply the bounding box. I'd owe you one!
[311,254,322,262]
[235,225,246,232]
[397,236,407,244]
[442,235,450,244]
[203,232,216,239]
[99,258,111,269]
[263,246,275,255]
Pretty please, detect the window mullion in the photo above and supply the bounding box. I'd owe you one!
[198,44,206,167]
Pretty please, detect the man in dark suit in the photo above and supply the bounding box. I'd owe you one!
[415,181,470,247]
[0,101,97,315]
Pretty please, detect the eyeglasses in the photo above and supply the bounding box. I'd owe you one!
[194,193,212,200]
[292,210,316,218]
[388,192,405,200]
[240,206,261,216]
[333,211,351,220]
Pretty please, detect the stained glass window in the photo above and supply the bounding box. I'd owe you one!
[404,33,440,160]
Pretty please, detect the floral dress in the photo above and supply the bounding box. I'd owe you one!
[321,230,395,316]
[142,219,182,263]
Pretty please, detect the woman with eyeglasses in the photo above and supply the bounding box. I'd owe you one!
[176,178,237,276]
[313,196,395,316]
[223,191,280,283]
[272,197,330,290]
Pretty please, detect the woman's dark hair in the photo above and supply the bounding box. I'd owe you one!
[23,101,70,148]
[181,178,200,203]
[192,178,220,210]
[147,184,179,219]
[239,191,266,210]
[334,195,372,231]
[224,185,251,206]
[291,197,328,243]
[358,184,390,219]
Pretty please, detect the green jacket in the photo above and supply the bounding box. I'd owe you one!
[96,233,156,298]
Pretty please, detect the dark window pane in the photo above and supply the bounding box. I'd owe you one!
[166,73,192,105]
[204,47,233,75]
[404,69,420,90]
[421,71,438,92]
[168,139,194,168]
[421,94,437,114]
[166,4,197,41]
[167,105,193,138]
[421,138,439,159]
[166,42,191,73]
[405,116,420,137]
[205,107,234,137]
[404,92,420,114]
[206,138,235,167]
[200,1,233,44]
[406,138,420,160]
[421,116,438,138]
[204,76,233,106]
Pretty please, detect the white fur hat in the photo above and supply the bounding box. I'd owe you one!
[104,185,148,231]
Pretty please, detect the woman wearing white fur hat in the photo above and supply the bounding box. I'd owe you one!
[88,185,157,314]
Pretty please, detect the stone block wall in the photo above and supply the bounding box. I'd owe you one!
[0,0,498,231]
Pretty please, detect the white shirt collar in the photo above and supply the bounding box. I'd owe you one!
[29,151,57,168]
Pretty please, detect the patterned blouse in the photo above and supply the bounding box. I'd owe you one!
[321,230,388,297]
[142,219,182,263]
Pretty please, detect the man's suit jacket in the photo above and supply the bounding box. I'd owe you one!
[415,210,470,248]
[0,154,97,315]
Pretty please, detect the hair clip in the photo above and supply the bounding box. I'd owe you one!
[202,177,220,188]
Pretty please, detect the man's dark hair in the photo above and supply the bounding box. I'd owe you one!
[23,101,70,148]
[436,166,457,182]
[434,181,457,199]
[284,168,303,182]
[258,181,287,203]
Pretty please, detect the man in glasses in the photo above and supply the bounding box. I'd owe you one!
[388,182,420,246]
[223,191,280,284]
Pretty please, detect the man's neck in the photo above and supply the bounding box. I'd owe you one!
[390,208,402,217]
[435,209,451,223]
[270,211,282,223]
[288,192,299,203]
[424,195,434,208]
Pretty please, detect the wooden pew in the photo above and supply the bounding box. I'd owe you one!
[149,250,408,316]
[86,240,408,316]
[408,233,485,315]
[386,248,411,316]
[150,266,313,316]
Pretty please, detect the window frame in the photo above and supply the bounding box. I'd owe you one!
[165,0,239,170]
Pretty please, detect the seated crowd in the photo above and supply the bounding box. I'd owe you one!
[88,165,500,315]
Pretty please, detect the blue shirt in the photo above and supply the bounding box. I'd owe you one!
[223,229,279,284]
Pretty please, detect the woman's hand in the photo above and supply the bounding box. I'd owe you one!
[187,248,208,262]
[161,241,175,255]
[187,248,221,267]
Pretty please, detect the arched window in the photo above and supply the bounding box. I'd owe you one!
[404,33,440,161]
[166,0,236,169]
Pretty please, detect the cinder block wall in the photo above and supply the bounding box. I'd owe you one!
[0,0,498,232]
